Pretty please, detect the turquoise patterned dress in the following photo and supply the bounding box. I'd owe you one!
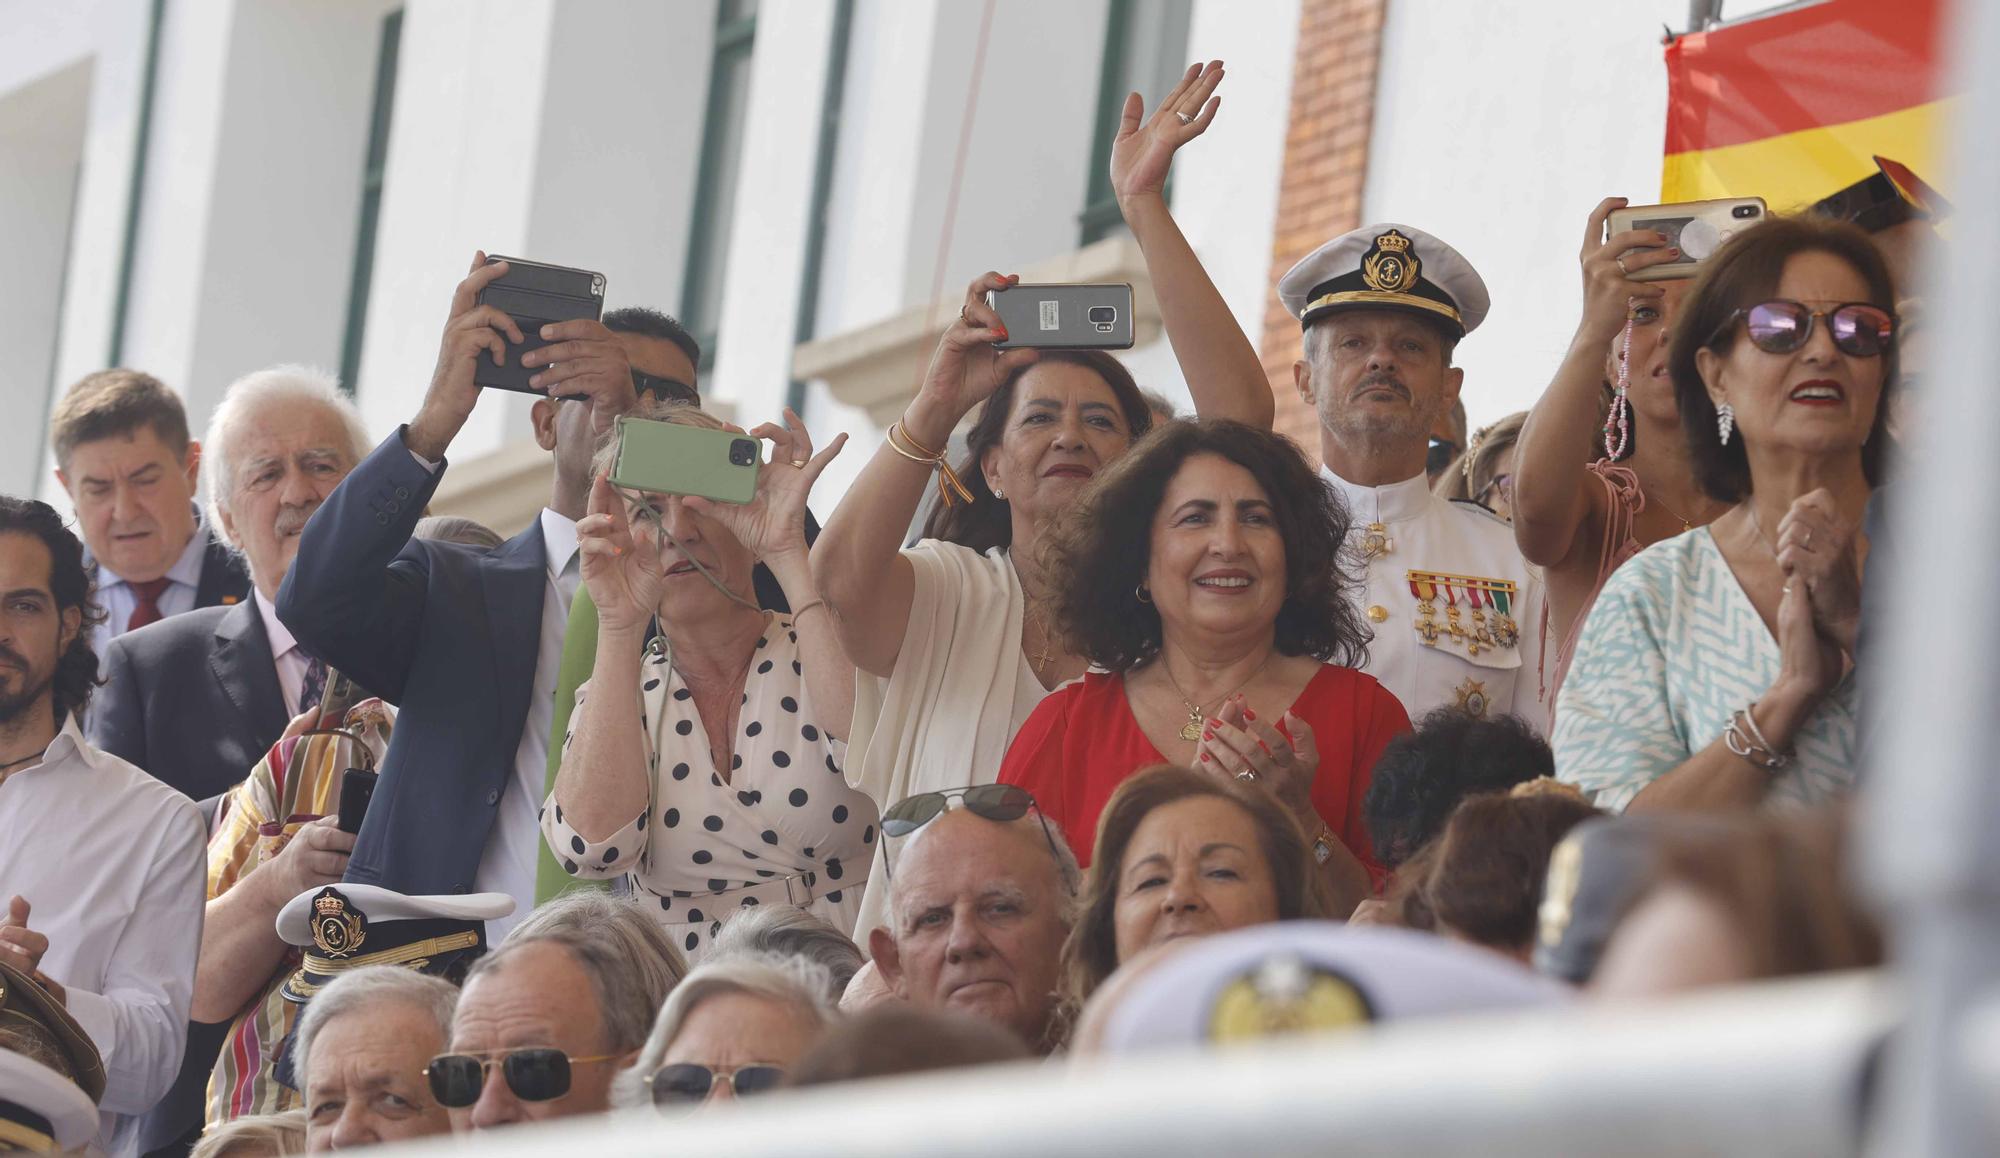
[1552,528,1858,812]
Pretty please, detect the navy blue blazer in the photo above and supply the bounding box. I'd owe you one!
[90,599,289,801]
[276,429,546,895]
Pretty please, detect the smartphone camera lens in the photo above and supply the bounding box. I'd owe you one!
[1733,204,1762,219]
[1088,306,1117,324]
[729,438,758,467]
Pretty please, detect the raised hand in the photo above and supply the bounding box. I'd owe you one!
[910,272,1042,438]
[1775,488,1863,653]
[685,409,847,564]
[1577,198,1673,343]
[1110,60,1223,204]
[1197,694,1322,832]
[408,251,526,461]
[577,472,667,636]
[520,318,638,436]
[0,896,49,976]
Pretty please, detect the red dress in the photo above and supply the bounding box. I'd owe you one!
[998,665,1408,884]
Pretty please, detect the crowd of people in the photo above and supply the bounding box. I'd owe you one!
[0,58,1910,1155]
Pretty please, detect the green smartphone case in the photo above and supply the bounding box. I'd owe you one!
[609,417,760,505]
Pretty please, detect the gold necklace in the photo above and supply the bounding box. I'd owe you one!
[1157,652,1276,742]
[1025,608,1055,674]
[1651,491,1695,533]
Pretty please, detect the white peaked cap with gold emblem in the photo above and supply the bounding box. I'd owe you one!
[274,884,516,1004]
[275,884,514,945]
[1277,223,1491,338]
[0,1050,100,1152]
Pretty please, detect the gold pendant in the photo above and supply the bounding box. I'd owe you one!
[1179,708,1205,743]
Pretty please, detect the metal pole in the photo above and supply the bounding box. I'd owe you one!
[1861,0,2000,1151]
[1686,0,1724,32]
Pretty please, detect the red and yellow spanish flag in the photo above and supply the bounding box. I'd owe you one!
[1662,0,1955,209]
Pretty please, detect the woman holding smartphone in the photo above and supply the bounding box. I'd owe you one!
[812,61,1278,935]
[545,400,880,958]
[1511,198,1732,715]
[1553,215,1893,812]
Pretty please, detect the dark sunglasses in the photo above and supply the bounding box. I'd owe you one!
[631,369,699,405]
[1715,300,1895,358]
[880,785,1067,883]
[425,1049,619,1108]
[647,1063,786,1106]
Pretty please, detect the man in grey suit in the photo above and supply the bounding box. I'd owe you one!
[89,366,372,803]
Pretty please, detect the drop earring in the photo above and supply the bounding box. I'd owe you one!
[1716,402,1735,446]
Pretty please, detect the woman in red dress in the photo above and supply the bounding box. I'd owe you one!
[999,419,1408,915]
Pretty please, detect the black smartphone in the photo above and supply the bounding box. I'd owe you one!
[336,767,378,834]
[474,255,607,396]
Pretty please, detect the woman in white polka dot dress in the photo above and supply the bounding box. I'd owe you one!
[544,401,879,962]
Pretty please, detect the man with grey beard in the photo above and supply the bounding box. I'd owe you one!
[1279,225,1546,727]
[90,365,372,803]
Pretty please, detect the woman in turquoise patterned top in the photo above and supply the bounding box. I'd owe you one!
[1554,217,1898,812]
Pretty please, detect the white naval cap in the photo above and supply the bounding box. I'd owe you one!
[0,1050,100,1152]
[275,884,515,946]
[1278,223,1491,338]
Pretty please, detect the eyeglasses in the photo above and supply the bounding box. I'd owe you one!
[631,369,699,405]
[646,1063,786,1106]
[424,1049,621,1108]
[1713,300,1895,358]
[1475,472,1513,507]
[880,785,1067,884]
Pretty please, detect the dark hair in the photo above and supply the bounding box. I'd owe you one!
[920,350,1153,553]
[1041,418,1367,671]
[1669,215,1898,502]
[1362,708,1551,869]
[603,307,703,371]
[0,497,105,719]
[49,369,191,468]
[1059,765,1323,1012]
[1423,784,1600,951]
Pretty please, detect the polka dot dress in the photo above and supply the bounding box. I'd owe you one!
[541,616,878,963]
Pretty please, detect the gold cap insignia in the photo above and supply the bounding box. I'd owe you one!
[311,888,368,959]
[1361,229,1421,294]
[1207,954,1372,1043]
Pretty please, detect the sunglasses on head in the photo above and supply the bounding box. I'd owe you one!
[880,785,1066,882]
[424,1048,620,1108]
[631,369,700,405]
[647,1062,786,1106]
[1715,300,1895,358]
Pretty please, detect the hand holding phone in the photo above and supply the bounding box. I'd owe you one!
[474,255,607,395]
[336,768,378,835]
[1604,198,1767,282]
[987,283,1136,350]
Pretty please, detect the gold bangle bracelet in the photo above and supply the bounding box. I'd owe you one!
[886,421,975,509]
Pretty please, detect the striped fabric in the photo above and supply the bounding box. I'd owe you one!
[1662,0,1951,209]
[1552,529,1857,813]
[204,700,395,1124]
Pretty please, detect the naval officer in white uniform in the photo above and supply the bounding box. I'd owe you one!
[1281,224,1547,728]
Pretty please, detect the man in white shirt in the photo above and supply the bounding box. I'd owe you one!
[0,495,206,1156]
[49,369,252,653]
[1279,225,1547,727]
[88,367,373,803]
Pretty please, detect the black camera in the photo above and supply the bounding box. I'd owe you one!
[728,438,759,467]
[1087,305,1118,333]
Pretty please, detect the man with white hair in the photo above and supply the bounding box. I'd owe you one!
[867,789,1079,1054]
[294,965,458,1152]
[88,365,370,803]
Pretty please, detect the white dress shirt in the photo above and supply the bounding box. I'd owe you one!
[1322,466,1548,729]
[471,507,578,942]
[252,588,313,717]
[88,518,209,654]
[0,713,205,1156]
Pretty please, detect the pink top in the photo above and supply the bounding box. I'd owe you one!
[1542,459,1645,724]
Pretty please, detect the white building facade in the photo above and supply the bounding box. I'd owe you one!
[6,0,1757,530]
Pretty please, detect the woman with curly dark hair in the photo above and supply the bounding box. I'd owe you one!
[999,420,1407,914]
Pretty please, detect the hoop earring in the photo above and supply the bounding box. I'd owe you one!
[1135,583,1152,604]
[1716,402,1735,446]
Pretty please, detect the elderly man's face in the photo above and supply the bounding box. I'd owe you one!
[870,811,1069,1050]
[55,426,200,584]
[216,403,357,600]
[449,942,624,1130]
[303,1001,451,1152]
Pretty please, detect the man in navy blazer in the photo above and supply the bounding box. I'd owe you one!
[278,254,664,936]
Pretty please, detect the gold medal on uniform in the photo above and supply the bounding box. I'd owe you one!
[1467,585,1495,648]
[1441,581,1473,652]
[1406,573,1442,647]
[1488,582,1520,649]
[1454,677,1491,718]
[1357,522,1394,561]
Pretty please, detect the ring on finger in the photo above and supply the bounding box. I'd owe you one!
[789,458,807,469]
[1235,770,1257,783]
[1614,254,1629,275]
[1176,111,1194,125]
[1802,528,1814,549]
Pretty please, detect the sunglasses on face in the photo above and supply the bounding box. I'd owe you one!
[647,1063,786,1106]
[1715,300,1895,358]
[424,1049,620,1108]
[631,369,700,405]
[880,785,1067,882]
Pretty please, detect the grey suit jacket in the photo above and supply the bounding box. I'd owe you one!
[89,599,289,802]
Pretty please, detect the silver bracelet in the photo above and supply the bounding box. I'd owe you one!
[1723,701,1791,771]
